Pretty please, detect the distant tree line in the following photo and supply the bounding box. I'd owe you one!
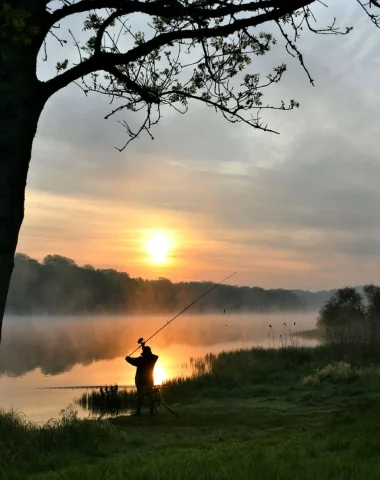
[5,254,311,315]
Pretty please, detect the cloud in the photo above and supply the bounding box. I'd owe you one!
[19,1,380,290]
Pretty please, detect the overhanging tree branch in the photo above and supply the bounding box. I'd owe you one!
[162,89,283,132]
[49,0,296,25]
[45,0,314,96]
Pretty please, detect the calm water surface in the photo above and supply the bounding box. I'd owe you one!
[0,313,318,422]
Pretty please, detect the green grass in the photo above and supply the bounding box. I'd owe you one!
[162,344,380,404]
[3,346,380,479]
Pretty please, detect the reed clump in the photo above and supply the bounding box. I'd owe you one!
[75,386,136,416]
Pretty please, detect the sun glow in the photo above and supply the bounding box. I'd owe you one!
[154,364,168,385]
[145,231,172,264]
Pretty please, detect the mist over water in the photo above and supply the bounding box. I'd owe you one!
[0,312,318,377]
[0,312,318,422]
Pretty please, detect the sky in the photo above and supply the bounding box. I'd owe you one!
[18,1,380,291]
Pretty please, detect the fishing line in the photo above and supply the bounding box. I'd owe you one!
[127,271,236,356]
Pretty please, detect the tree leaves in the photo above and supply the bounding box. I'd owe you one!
[0,3,40,45]
[55,59,69,73]
[40,1,379,149]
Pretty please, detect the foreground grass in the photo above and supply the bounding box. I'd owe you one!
[3,346,380,479]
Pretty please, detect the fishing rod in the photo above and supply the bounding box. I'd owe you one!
[37,385,133,390]
[127,271,236,356]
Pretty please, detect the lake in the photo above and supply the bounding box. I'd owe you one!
[0,312,318,422]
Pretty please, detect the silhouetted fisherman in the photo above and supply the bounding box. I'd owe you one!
[125,345,159,416]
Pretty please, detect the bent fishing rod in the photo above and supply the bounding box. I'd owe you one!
[127,271,236,357]
[38,271,236,390]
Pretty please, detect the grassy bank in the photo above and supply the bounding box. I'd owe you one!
[3,345,380,479]
[162,343,380,404]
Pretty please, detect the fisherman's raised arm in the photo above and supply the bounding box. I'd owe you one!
[125,356,141,367]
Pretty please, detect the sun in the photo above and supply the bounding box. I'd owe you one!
[154,364,168,385]
[145,231,172,264]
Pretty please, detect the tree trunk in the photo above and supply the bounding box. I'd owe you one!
[0,29,48,343]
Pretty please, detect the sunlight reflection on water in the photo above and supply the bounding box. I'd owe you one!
[0,312,318,422]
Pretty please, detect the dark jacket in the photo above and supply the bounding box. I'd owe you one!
[126,351,159,389]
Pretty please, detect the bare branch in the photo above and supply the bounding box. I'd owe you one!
[94,10,124,54]
[274,14,314,85]
[49,29,68,47]
[303,8,353,35]
[42,39,48,62]
[165,89,283,133]
[116,106,157,152]
[356,0,380,28]
[68,29,84,64]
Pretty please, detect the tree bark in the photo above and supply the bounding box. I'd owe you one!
[0,24,48,343]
